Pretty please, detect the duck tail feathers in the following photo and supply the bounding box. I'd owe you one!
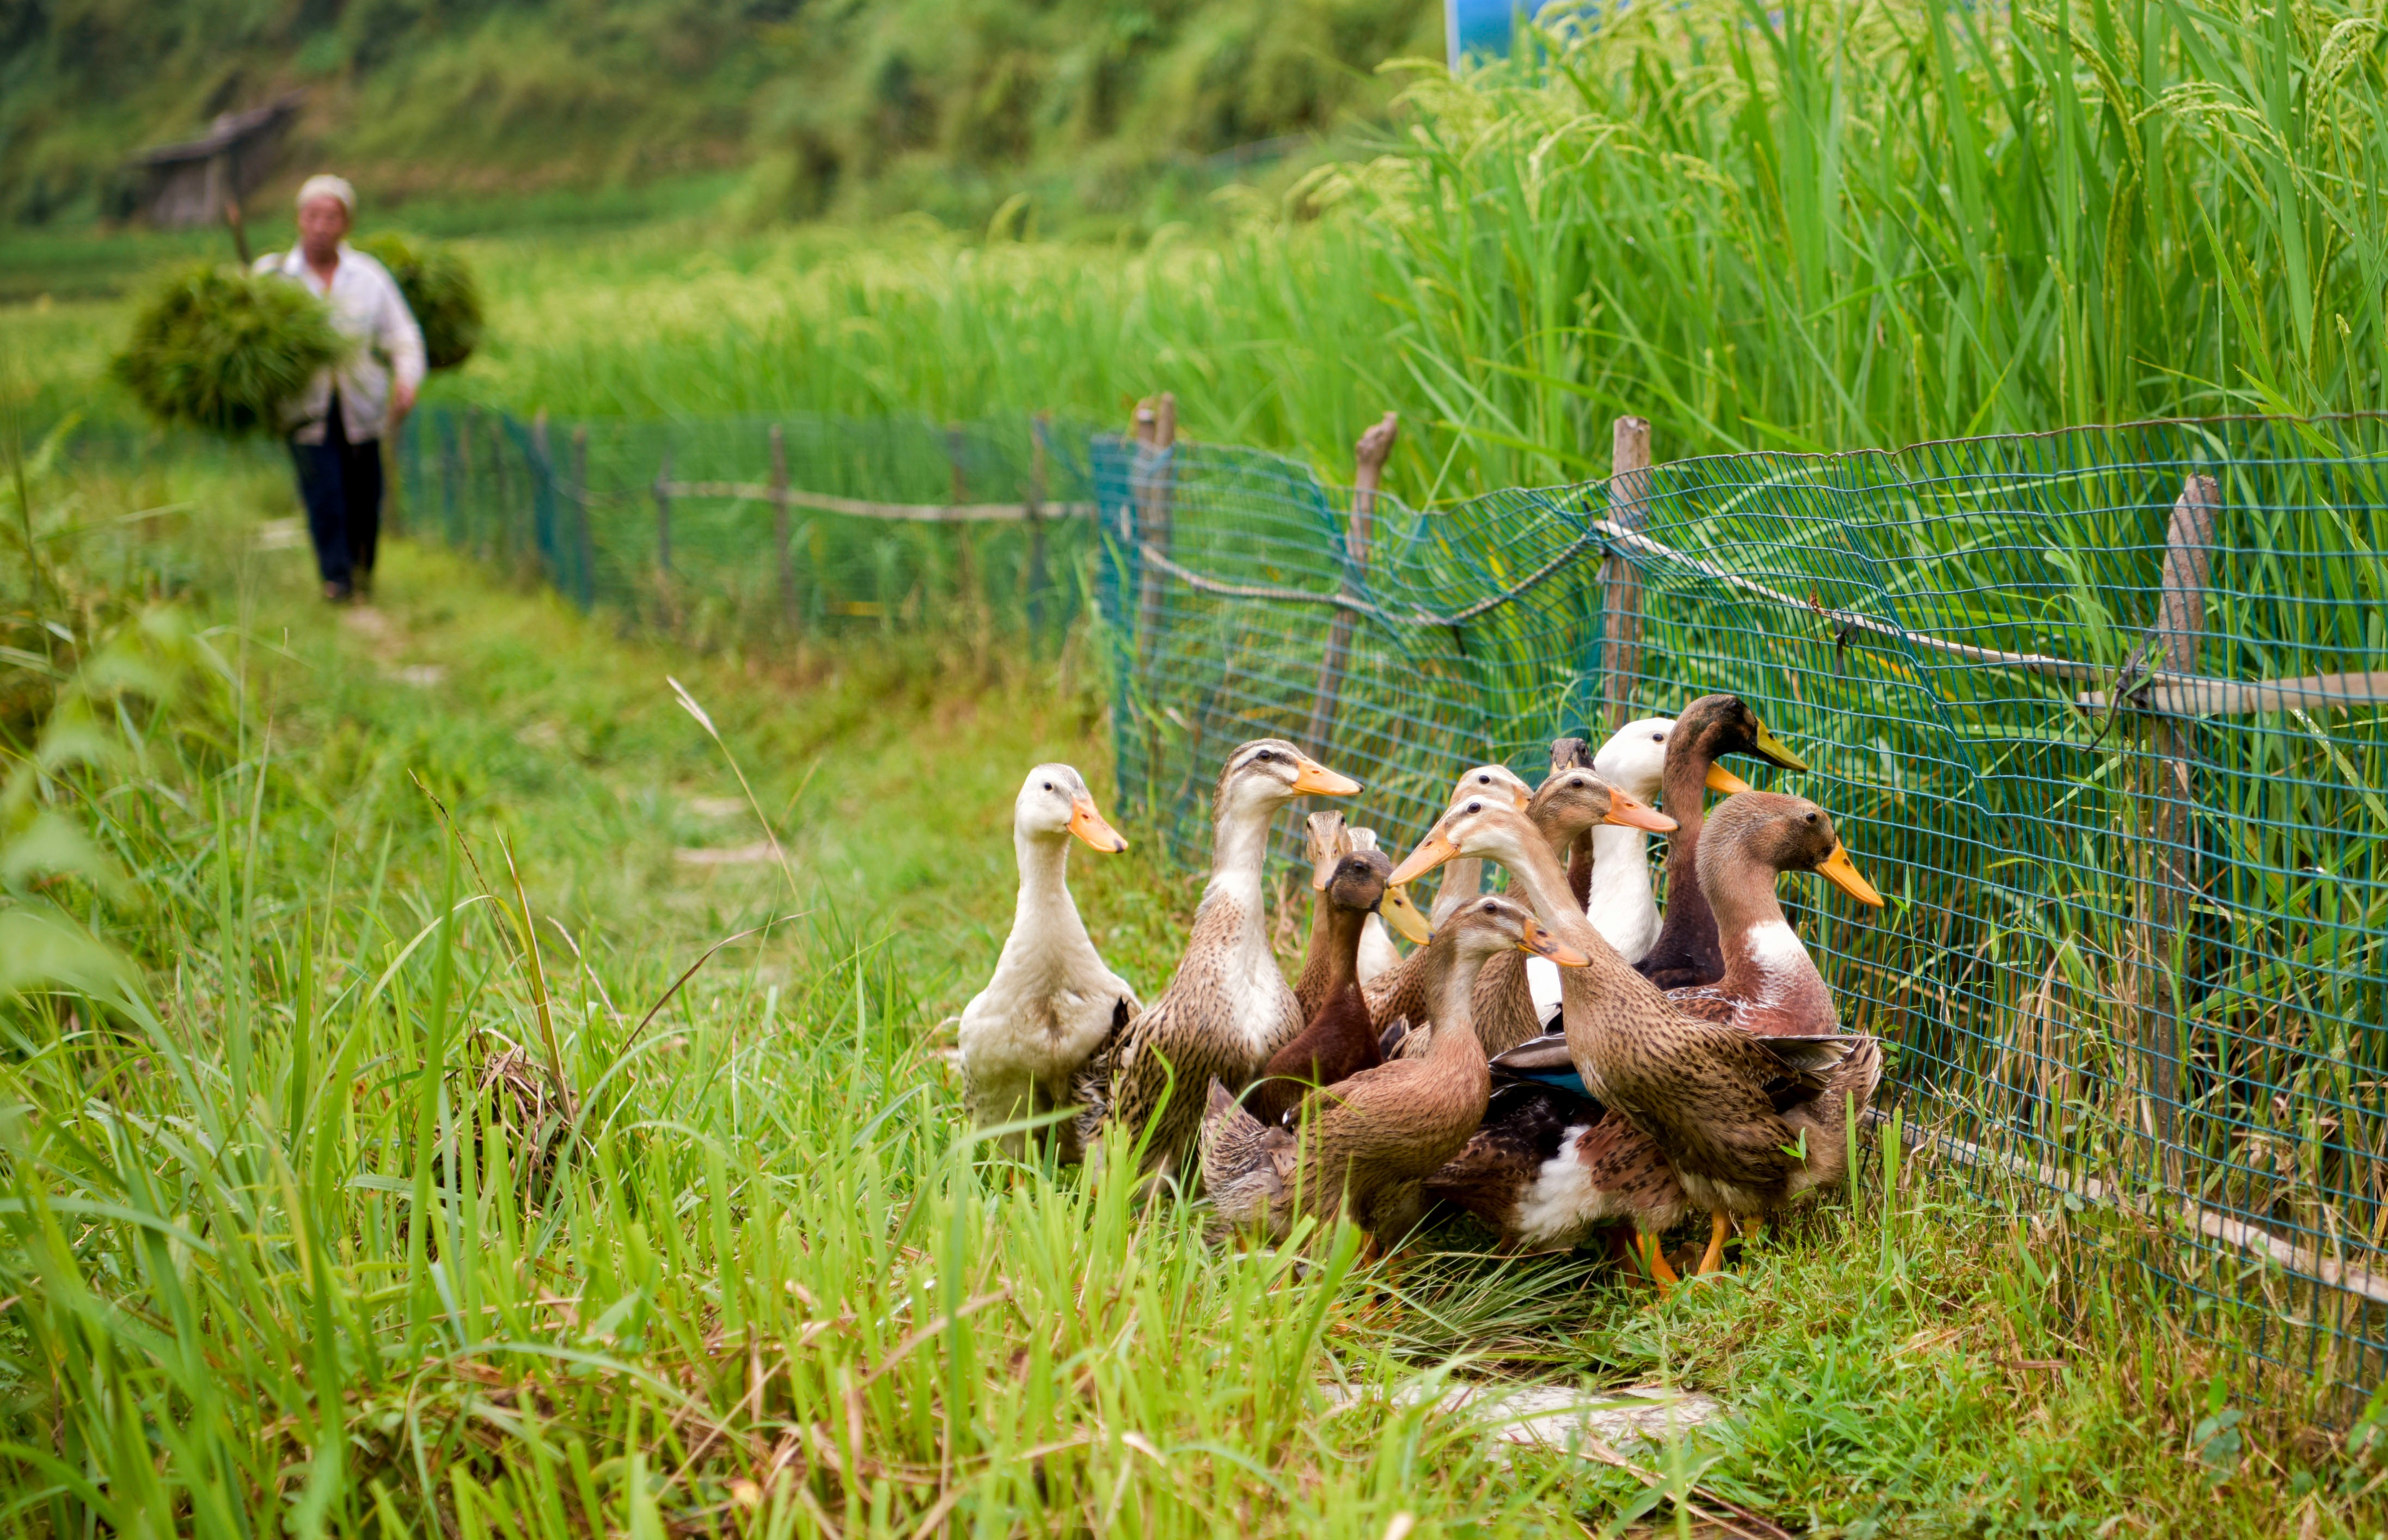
[1199,1078,1291,1234]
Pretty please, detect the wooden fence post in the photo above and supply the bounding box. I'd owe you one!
[947,424,980,639]
[2137,471,2219,1187]
[1025,413,1050,641]
[653,451,673,627]
[492,414,513,563]
[1304,412,1399,753]
[770,425,794,631]
[531,409,551,576]
[571,425,593,609]
[458,409,476,551]
[1131,393,1178,661]
[1602,416,1654,728]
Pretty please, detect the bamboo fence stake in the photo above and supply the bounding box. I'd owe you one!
[1025,413,1050,642]
[571,426,593,610]
[1602,416,1653,729]
[2137,471,2219,1187]
[654,450,674,627]
[1132,393,1178,662]
[770,425,794,631]
[1305,412,1399,753]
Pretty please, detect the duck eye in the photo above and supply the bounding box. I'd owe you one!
[1466,800,1482,814]
[1652,733,1664,742]
[1043,781,1054,791]
[1804,811,1819,823]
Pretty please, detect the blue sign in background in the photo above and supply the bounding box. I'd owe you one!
[1446,0,1519,65]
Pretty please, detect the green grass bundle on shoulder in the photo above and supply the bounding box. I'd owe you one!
[112,264,349,439]
[355,232,482,371]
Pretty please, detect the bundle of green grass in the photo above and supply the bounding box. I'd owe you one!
[112,264,349,438]
[356,232,482,371]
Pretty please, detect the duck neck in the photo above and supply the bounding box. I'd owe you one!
[1658,735,1719,935]
[1299,897,1368,1010]
[1587,824,1652,917]
[1485,832,1656,1005]
[1196,795,1278,956]
[1708,852,1834,1021]
[1008,828,1090,957]
[1421,946,1493,1056]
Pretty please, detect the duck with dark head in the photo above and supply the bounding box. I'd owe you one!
[1634,694,1809,990]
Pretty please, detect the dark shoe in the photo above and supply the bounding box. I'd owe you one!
[323,580,353,603]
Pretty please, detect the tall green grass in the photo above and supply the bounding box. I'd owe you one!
[7,434,2388,1536]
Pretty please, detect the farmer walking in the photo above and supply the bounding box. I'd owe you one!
[258,174,425,603]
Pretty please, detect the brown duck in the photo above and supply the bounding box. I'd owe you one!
[1392,794,1878,1276]
[1074,738,1359,1183]
[1666,792,1885,1037]
[1199,895,1588,1247]
[1635,695,1809,991]
[1250,831,1424,1127]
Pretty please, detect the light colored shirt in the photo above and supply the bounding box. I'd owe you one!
[254,243,426,444]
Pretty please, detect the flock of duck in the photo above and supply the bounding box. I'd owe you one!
[954,695,1887,1288]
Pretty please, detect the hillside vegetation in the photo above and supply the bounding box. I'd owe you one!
[2,0,1436,230]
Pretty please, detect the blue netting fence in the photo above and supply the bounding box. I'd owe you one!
[393,403,2388,1403]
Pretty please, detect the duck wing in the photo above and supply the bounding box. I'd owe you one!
[1662,984,1739,1027]
[1487,1032,1593,1101]
[1200,1079,1297,1236]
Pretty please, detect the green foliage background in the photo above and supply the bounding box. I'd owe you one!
[1,0,1437,231]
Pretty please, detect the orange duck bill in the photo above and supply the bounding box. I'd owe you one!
[1603,788,1678,832]
[1388,826,1459,886]
[1068,798,1129,852]
[1814,841,1885,906]
[1291,756,1362,796]
[1516,918,1590,967]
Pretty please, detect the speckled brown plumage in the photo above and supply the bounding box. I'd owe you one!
[1076,739,1356,1183]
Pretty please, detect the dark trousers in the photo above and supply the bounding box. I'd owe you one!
[289,396,383,591]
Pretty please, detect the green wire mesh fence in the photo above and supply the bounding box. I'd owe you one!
[393,406,1101,645]
[1092,411,2388,1406]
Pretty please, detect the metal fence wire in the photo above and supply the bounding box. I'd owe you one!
[394,407,1101,643]
[401,403,2388,1404]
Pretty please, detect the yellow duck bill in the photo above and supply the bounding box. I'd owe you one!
[1068,798,1129,853]
[1814,840,1884,907]
[1291,757,1362,796]
[1753,720,1808,771]
[1380,883,1432,944]
[1704,763,1755,795]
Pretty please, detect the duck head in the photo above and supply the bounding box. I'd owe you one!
[1214,738,1360,822]
[1017,763,1128,852]
[1342,826,1434,944]
[1441,894,1591,967]
[1703,792,1884,907]
[1387,794,1547,884]
[1530,766,1678,842]
[1592,716,1675,805]
[1674,694,1808,795]
[1449,763,1533,811]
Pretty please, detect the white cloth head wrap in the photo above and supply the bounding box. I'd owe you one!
[296,174,356,212]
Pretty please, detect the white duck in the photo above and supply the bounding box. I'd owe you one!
[957,764,1139,1162]
[1528,717,1674,1021]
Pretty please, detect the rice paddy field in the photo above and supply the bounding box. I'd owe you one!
[8,0,2388,1532]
